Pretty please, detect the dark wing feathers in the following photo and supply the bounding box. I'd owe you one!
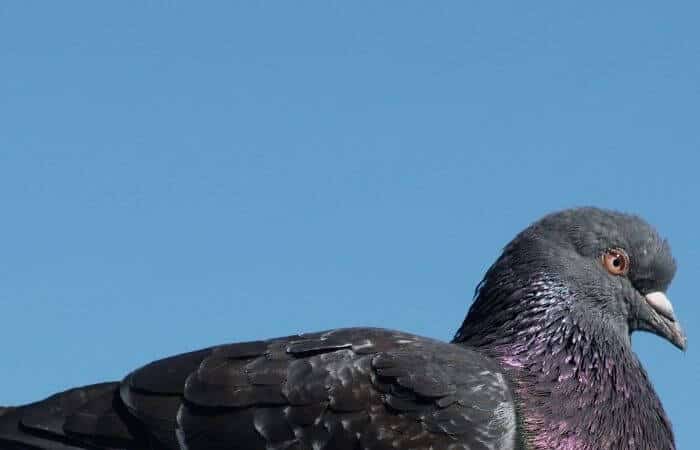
[0,328,517,450]
[61,386,139,445]
[120,349,214,449]
[0,383,141,450]
[176,328,517,450]
[127,348,213,394]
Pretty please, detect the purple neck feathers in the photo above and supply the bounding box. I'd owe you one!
[454,275,675,450]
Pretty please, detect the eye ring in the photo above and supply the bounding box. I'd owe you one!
[602,248,630,276]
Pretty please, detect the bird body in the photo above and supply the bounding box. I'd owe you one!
[0,208,685,450]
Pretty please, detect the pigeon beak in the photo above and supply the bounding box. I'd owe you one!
[636,291,687,351]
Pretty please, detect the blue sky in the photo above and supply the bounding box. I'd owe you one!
[1,2,698,448]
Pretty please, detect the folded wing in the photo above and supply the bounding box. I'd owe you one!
[1,328,518,450]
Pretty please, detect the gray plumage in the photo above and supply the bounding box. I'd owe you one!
[0,208,685,450]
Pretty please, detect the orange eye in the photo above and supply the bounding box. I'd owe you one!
[602,248,630,276]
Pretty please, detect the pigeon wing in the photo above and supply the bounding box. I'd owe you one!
[0,328,518,450]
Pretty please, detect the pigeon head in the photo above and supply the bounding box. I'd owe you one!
[456,207,686,351]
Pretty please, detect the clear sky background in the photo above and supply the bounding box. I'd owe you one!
[1,2,698,448]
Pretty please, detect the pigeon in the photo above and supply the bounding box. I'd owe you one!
[0,207,686,450]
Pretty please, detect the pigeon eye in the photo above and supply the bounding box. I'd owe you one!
[602,248,630,276]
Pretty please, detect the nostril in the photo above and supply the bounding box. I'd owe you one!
[645,292,676,322]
